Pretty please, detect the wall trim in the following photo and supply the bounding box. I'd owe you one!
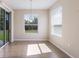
[14,39,48,42]
[49,40,74,58]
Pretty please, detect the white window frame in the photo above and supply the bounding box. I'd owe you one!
[51,6,62,37]
[24,14,38,33]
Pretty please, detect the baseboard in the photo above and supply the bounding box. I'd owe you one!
[14,39,48,42]
[0,42,9,49]
[49,40,74,58]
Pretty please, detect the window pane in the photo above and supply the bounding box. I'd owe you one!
[24,14,38,33]
[54,25,62,37]
[51,6,62,37]
[0,8,5,47]
[53,7,62,25]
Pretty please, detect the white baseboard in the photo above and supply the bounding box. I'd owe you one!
[10,39,14,43]
[14,39,48,42]
[49,40,74,58]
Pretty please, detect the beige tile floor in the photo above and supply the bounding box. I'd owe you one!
[0,41,70,58]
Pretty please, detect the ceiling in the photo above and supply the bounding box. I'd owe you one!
[1,0,57,9]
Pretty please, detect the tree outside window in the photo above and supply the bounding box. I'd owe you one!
[24,14,38,33]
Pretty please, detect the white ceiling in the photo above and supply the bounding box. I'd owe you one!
[1,0,57,9]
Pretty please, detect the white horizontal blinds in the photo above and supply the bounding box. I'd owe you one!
[51,6,62,37]
[53,6,62,25]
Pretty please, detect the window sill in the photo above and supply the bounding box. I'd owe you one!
[25,32,38,35]
[52,33,62,38]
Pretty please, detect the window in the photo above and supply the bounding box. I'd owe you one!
[24,14,38,33]
[51,6,62,37]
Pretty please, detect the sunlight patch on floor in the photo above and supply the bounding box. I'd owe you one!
[27,43,52,56]
[27,44,41,56]
[39,43,52,53]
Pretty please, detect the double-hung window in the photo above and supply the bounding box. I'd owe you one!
[24,14,38,33]
[51,6,62,37]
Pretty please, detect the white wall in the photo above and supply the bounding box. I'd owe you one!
[14,10,49,41]
[49,0,79,58]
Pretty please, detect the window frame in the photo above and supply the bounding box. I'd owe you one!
[51,6,62,37]
[24,14,38,33]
